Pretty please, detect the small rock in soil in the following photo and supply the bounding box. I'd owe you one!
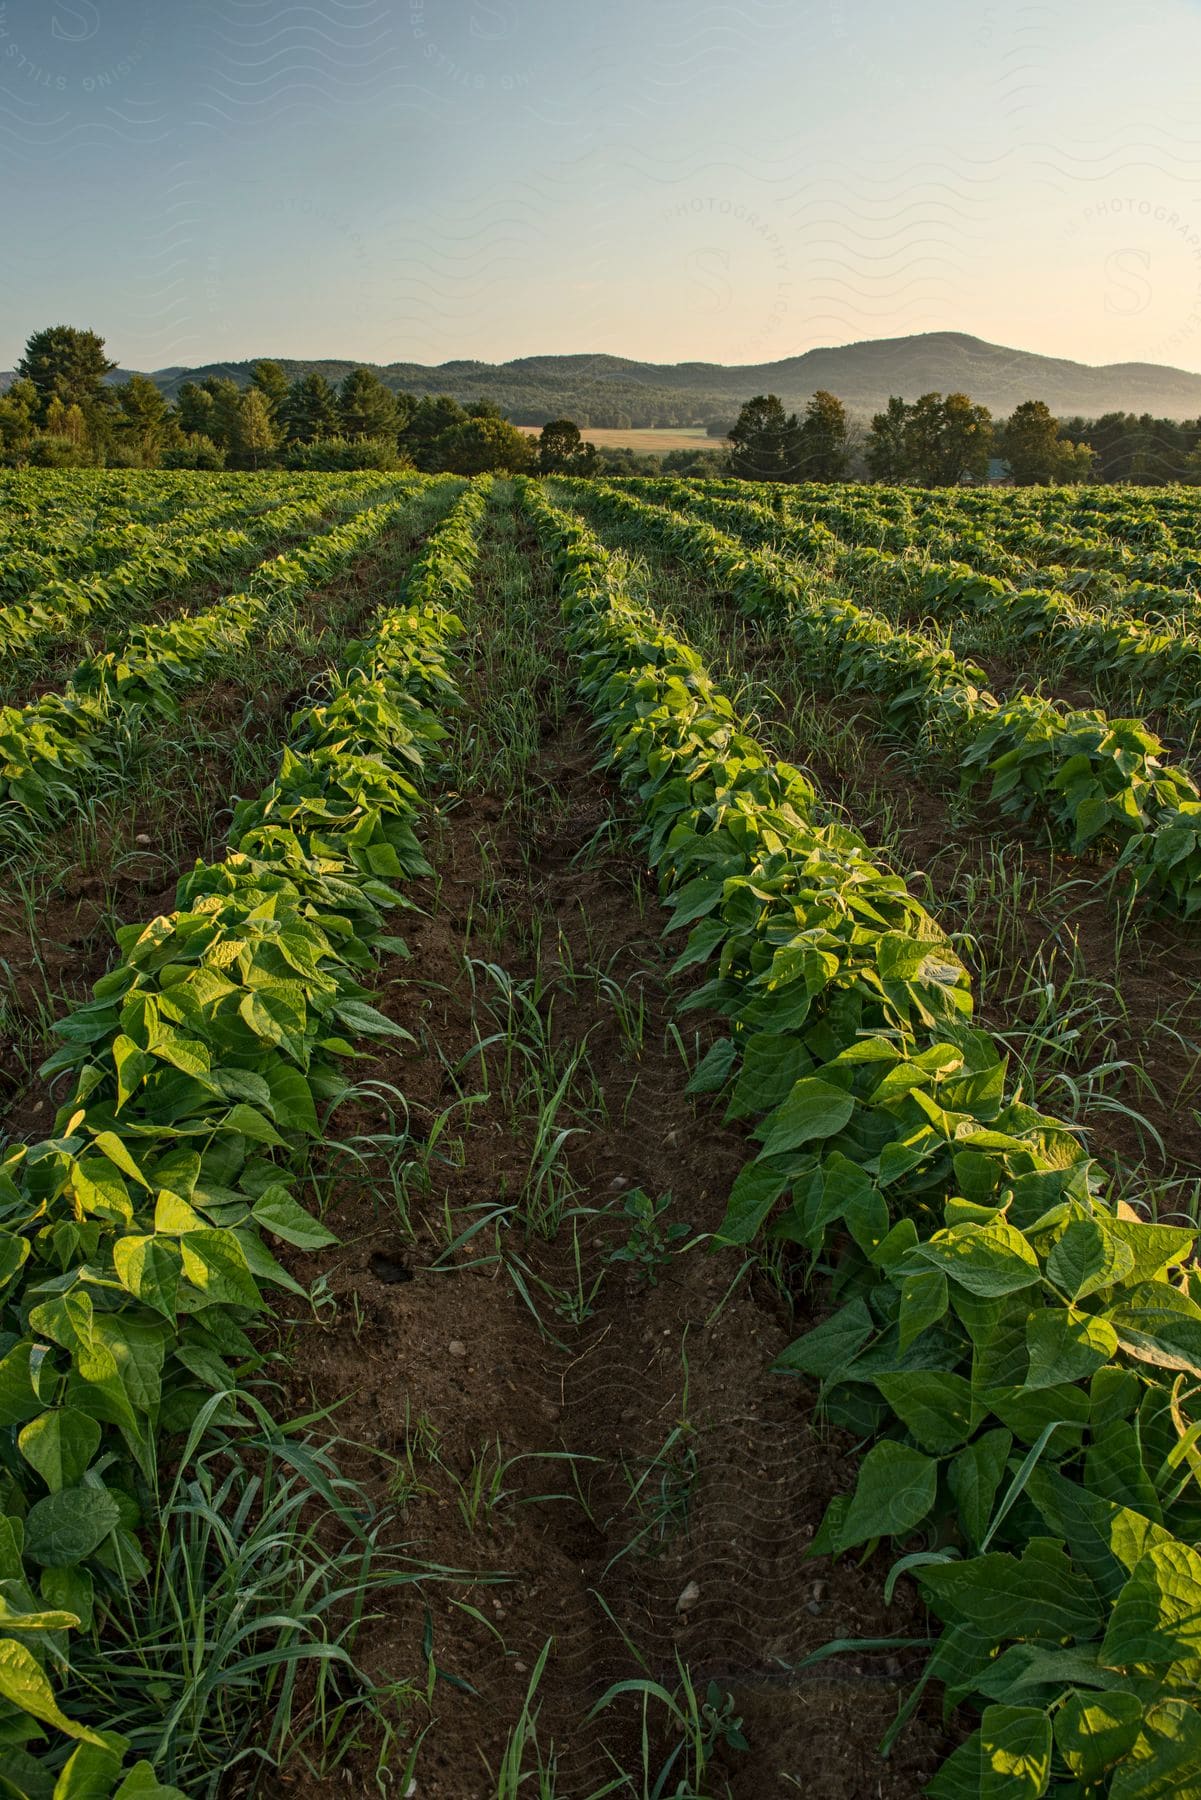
[135,833,153,846]
[676,1580,701,1613]
[448,1339,468,1358]
[807,1578,829,1616]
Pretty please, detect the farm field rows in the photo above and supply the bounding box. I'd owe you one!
[0,471,1200,1798]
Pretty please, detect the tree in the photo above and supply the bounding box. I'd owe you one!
[401,395,467,470]
[114,375,170,465]
[902,392,993,485]
[234,388,278,469]
[162,434,225,470]
[174,382,216,439]
[250,359,290,423]
[0,378,38,453]
[437,414,535,475]
[999,400,1093,485]
[795,390,850,480]
[866,397,910,482]
[17,325,116,422]
[201,378,246,453]
[537,418,597,474]
[45,397,88,447]
[728,394,799,482]
[338,367,399,440]
[281,374,341,444]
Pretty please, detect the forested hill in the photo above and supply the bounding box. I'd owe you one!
[5,332,1201,424]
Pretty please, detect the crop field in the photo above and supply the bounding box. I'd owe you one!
[2,468,1201,1799]
[568,427,729,454]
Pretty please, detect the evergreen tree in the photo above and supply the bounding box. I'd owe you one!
[728,394,798,482]
[337,367,399,439]
[17,325,116,422]
[795,390,850,480]
[281,373,341,444]
[866,397,910,482]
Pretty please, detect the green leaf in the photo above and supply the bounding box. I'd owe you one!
[112,1763,188,1800]
[50,1732,127,1798]
[947,1429,1012,1550]
[179,1230,263,1310]
[717,1155,792,1245]
[898,1268,948,1351]
[112,1236,181,1321]
[1047,1217,1134,1302]
[0,1344,42,1429]
[1102,1538,1201,1666]
[1026,1306,1118,1389]
[251,1185,337,1250]
[221,1104,287,1149]
[87,1133,149,1190]
[684,1037,736,1095]
[918,1538,1103,1642]
[834,1441,938,1552]
[24,1486,122,1567]
[0,1639,107,1744]
[1107,1288,1201,1379]
[18,1412,102,1494]
[41,1565,93,1635]
[979,1704,1051,1798]
[757,1077,854,1158]
[875,1371,976,1455]
[333,998,414,1043]
[1110,1699,1201,1799]
[773,1299,873,1381]
[915,1221,1041,1296]
[1053,1689,1144,1786]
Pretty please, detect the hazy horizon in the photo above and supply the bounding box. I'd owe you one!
[4,0,1201,376]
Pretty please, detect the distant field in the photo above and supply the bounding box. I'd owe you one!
[576,426,729,453]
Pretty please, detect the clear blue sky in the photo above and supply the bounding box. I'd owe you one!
[4,0,1201,373]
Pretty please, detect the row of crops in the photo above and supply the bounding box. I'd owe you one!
[0,474,486,1794]
[2,468,1200,1795]
[523,478,1201,1798]
[563,478,1201,914]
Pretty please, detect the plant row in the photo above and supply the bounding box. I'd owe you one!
[522,476,1201,1799]
[633,478,1201,712]
[0,476,490,1795]
[631,476,1201,619]
[568,480,1201,914]
[0,480,448,844]
[0,472,324,590]
[0,474,400,663]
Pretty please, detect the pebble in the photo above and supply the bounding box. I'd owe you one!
[609,1175,628,1190]
[514,1659,527,1673]
[676,1580,700,1613]
[448,1340,467,1359]
[135,833,152,846]
[664,1130,679,1148]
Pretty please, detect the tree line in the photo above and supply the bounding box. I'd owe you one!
[5,326,1201,485]
[727,390,1201,485]
[0,327,604,477]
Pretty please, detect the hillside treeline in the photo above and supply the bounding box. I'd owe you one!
[726,391,1201,485]
[4,327,1201,484]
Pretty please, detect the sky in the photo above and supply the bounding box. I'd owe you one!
[3,0,1201,374]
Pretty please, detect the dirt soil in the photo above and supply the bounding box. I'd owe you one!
[255,528,957,1796]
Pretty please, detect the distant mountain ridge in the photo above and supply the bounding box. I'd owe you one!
[5,332,1201,424]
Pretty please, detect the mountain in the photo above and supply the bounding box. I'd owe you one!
[6,333,1201,423]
